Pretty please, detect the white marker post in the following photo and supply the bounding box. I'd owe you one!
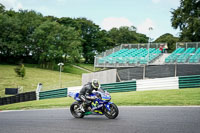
[36,83,42,100]
[58,62,64,88]
[147,27,153,65]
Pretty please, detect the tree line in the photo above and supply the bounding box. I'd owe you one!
[0,0,199,67]
[0,3,148,67]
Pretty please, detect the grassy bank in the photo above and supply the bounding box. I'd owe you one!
[75,63,103,72]
[111,87,200,106]
[0,88,200,110]
[25,63,89,75]
[0,65,82,97]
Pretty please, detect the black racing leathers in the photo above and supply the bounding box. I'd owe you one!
[79,82,96,108]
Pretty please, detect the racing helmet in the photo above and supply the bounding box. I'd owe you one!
[92,79,100,91]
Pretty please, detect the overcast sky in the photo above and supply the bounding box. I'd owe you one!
[0,0,180,40]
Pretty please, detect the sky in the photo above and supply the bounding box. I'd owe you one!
[0,0,180,40]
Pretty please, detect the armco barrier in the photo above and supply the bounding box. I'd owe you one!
[101,81,136,93]
[39,88,68,100]
[0,91,36,106]
[179,75,200,88]
[137,77,179,91]
[39,75,200,100]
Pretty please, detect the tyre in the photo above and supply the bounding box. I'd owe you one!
[104,103,119,119]
[70,102,84,118]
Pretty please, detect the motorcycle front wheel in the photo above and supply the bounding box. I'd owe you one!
[104,103,119,119]
[70,102,84,118]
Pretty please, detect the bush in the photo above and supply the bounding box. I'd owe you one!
[14,64,26,79]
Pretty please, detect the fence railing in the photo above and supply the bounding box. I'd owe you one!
[0,91,36,106]
[179,75,200,88]
[101,80,136,93]
[1,75,200,106]
[176,42,200,50]
[39,88,68,100]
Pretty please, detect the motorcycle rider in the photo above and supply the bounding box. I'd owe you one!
[79,79,100,112]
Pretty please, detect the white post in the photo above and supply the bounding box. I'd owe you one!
[143,65,146,79]
[148,27,153,65]
[120,44,123,50]
[94,56,96,69]
[60,65,61,87]
[175,63,177,77]
[58,63,64,88]
[94,58,96,71]
[196,42,198,50]
[186,42,188,50]
[148,41,150,65]
[36,83,42,100]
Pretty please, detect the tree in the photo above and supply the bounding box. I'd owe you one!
[0,9,43,63]
[16,10,44,57]
[58,17,103,63]
[136,33,149,43]
[0,9,19,63]
[171,0,200,41]
[74,18,102,63]
[108,26,148,46]
[14,64,26,79]
[77,18,99,63]
[95,30,115,53]
[0,3,151,65]
[32,21,81,68]
[0,3,5,13]
[154,33,179,53]
[57,17,79,30]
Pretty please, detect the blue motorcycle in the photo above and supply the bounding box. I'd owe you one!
[69,88,119,119]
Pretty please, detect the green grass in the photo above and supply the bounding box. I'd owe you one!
[0,97,74,110]
[111,88,200,106]
[0,88,200,110]
[63,64,89,75]
[75,63,103,72]
[25,63,89,75]
[0,64,82,97]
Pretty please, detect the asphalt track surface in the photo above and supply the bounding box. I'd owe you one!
[0,106,200,133]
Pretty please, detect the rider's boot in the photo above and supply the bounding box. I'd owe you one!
[80,103,85,112]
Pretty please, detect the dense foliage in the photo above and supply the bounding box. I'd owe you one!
[171,0,200,41]
[0,3,148,65]
[1,0,199,66]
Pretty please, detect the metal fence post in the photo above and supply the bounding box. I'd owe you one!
[175,63,177,77]
[143,65,146,79]
[186,42,188,49]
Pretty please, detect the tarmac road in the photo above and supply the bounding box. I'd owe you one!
[0,106,200,133]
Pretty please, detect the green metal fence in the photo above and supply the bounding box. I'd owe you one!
[39,88,68,100]
[179,75,200,88]
[101,81,136,93]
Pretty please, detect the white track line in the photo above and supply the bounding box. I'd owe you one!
[1,106,200,113]
[119,106,200,108]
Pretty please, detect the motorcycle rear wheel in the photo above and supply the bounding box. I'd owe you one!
[70,102,85,118]
[104,103,119,119]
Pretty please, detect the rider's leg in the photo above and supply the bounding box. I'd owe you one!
[79,95,86,112]
[85,99,92,111]
[79,95,92,111]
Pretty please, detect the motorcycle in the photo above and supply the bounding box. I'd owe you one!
[68,88,119,119]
